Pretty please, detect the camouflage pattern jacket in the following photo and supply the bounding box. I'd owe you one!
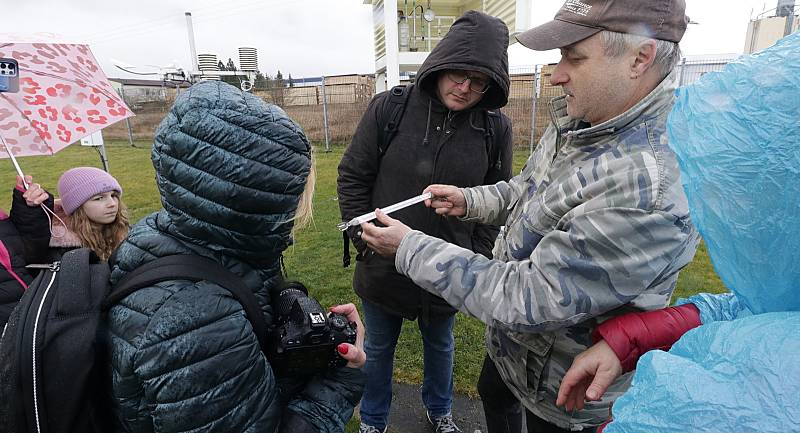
[395,71,700,430]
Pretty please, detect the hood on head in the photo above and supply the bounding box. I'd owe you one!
[152,81,311,265]
[667,32,800,314]
[416,10,510,110]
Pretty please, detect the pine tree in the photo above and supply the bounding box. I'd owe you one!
[270,70,285,105]
[254,71,268,90]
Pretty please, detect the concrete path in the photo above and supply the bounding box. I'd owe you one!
[355,381,488,433]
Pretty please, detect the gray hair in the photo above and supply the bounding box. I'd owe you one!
[599,30,681,79]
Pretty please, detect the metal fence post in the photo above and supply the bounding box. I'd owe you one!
[98,144,110,172]
[119,85,135,146]
[529,65,540,156]
[678,57,687,87]
[321,76,331,152]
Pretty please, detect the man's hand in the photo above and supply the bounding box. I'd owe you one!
[556,340,623,412]
[423,184,466,217]
[329,303,366,369]
[17,175,49,207]
[360,209,411,257]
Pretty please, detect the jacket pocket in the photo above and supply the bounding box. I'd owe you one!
[487,326,555,403]
[513,331,555,400]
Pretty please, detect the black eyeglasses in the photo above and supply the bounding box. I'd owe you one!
[445,70,491,94]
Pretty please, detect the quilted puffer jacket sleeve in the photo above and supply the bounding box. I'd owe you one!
[10,186,53,264]
[279,368,365,433]
[109,277,364,433]
[592,303,702,372]
[109,217,364,433]
[109,279,283,433]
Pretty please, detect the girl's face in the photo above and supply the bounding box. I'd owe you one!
[81,191,119,225]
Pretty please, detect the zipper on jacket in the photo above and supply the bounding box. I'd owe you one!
[548,102,564,165]
[423,109,457,321]
[31,263,59,433]
[25,263,61,271]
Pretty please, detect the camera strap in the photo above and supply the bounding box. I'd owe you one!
[106,254,269,354]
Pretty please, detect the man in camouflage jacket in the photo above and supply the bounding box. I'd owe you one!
[360,0,700,431]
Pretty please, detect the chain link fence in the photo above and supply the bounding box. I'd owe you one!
[105,56,735,151]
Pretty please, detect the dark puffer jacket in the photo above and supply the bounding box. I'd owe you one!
[107,82,363,433]
[0,188,53,327]
[337,10,513,320]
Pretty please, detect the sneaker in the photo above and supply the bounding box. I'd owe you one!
[359,422,387,433]
[426,411,462,433]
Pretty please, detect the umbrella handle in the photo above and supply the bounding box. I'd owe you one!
[0,134,28,189]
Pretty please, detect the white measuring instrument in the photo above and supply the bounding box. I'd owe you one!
[337,192,433,231]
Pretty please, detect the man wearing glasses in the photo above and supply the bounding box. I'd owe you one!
[358,0,700,432]
[337,10,513,433]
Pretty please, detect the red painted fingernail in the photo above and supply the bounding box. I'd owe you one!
[337,344,349,355]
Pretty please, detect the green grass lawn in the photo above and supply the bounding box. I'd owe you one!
[1,141,728,432]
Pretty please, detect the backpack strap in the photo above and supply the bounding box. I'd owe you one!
[483,109,503,172]
[104,255,269,354]
[377,84,414,159]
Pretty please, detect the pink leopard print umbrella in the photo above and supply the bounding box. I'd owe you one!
[0,37,133,158]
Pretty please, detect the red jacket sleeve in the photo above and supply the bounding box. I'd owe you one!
[593,304,702,373]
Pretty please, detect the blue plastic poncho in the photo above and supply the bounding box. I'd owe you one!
[604,32,800,433]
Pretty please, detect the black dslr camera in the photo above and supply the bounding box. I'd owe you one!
[267,281,357,376]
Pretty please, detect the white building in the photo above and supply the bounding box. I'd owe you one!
[364,0,532,92]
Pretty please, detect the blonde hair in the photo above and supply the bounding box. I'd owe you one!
[291,156,315,236]
[67,192,130,261]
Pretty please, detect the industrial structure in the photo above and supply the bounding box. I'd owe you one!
[196,53,221,81]
[745,0,799,53]
[184,12,259,88]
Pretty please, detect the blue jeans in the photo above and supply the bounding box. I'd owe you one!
[359,299,456,429]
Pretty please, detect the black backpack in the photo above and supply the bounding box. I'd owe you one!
[342,84,506,267]
[377,84,504,171]
[0,248,268,433]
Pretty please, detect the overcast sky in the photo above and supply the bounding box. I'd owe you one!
[1,0,785,79]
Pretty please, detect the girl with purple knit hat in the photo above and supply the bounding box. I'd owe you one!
[50,167,129,261]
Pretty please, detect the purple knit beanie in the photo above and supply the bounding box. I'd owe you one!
[57,167,123,215]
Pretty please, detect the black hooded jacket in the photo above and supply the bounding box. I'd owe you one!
[0,188,53,327]
[337,11,513,320]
